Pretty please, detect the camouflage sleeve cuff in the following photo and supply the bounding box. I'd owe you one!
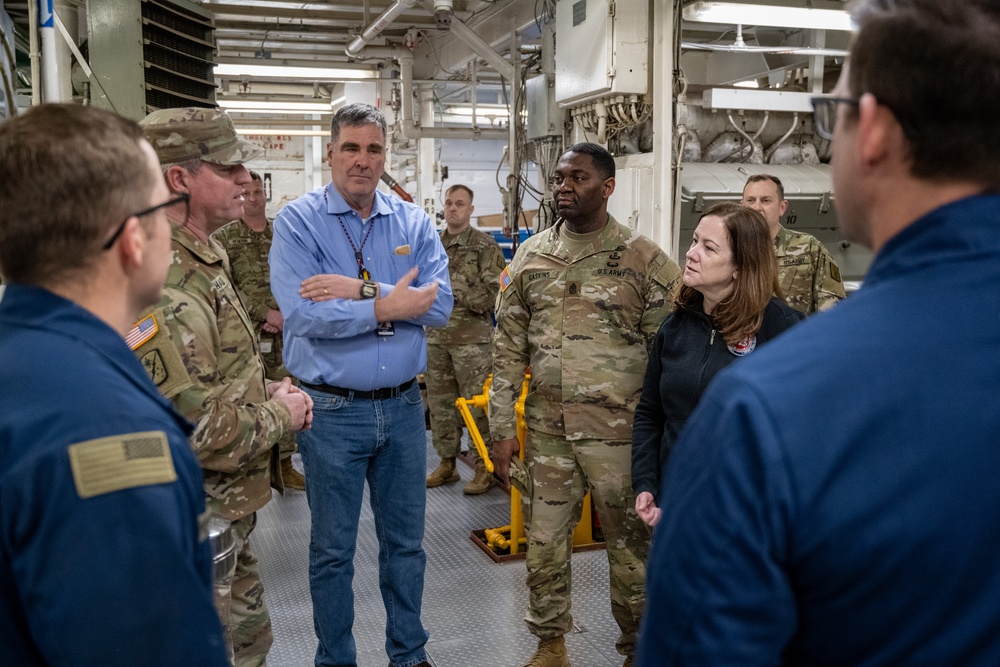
[262,397,293,442]
[489,420,518,442]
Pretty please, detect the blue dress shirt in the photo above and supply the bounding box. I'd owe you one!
[271,183,452,391]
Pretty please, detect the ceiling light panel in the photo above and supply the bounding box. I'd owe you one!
[683,2,855,31]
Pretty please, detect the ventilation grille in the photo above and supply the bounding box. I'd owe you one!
[141,0,215,111]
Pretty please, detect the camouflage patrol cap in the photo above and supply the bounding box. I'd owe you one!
[140,107,264,166]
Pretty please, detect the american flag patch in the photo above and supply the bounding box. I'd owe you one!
[499,266,512,293]
[126,315,158,351]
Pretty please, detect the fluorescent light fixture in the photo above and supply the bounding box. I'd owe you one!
[683,2,855,31]
[236,128,330,137]
[445,105,510,118]
[219,100,332,114]
[215,64,376,79]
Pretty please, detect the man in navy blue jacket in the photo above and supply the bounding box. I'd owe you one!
[638,2,1000,665]
[0,104,227,666]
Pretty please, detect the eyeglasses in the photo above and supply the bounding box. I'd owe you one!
[811,95,919,143]
[810,97,860,141]
[102,193,190,250]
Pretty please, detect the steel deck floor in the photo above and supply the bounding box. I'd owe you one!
[254,433,624,667]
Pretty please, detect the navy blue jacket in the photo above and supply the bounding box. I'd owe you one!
[0,285,227,666]
[631,296,803,500]
[638,195,1000,666]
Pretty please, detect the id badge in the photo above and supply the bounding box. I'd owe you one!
[376,321,395,336]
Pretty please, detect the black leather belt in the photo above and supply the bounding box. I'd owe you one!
[301,378,416,400]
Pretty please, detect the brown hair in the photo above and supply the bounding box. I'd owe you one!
[745,173,785,201]
[445,184,474,202]
[847,0,1000,187]
[676,202,780,345]
[0,104,156,285]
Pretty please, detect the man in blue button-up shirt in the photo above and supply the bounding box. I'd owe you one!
[270,103,451,667]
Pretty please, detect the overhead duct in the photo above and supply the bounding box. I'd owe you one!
[345,0,420,58]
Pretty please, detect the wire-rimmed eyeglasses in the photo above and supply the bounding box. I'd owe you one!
[102,193,190,250]
[810,97,860,141]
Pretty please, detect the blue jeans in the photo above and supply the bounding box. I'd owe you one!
[298,383,429,667]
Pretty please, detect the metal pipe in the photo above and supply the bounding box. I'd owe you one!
[448,16,514,81]
[397,54,507,140]
[38,0,61,102]
[595,99,608,145]
[417,0,514,81]
[765,113,799,163]
[28,0,40,105]
[345,0,419,58]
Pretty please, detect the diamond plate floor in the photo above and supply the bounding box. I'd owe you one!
[254,433,623,667]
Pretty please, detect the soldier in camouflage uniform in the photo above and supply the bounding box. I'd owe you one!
[214,170,306,491]
[742,173,846,314]
[425,184,508,494]
[490,143,682,667]
[132,108,313,667]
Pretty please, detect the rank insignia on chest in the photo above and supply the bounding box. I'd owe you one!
[212,276,230,292]
[126,315,158,351]
[728,335,757,356]
[499,266,512,293]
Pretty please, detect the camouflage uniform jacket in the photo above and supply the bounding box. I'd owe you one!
[426,225,507,345]
[490,215,682,442]
[213,219,278,330]
[133,225,291,521]
[776,225,846,315]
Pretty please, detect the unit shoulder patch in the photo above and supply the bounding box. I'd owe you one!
[138,325,192,398]
[68,431,177,499]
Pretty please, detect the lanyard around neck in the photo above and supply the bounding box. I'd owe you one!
[325,186,374,279]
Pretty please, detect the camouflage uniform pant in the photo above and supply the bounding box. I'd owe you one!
[215,513,273,667]
[425,342,492,461]
[522,429,649,659]
[261,330,296,462]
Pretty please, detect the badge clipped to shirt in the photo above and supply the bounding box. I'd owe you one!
[376,321,395,337]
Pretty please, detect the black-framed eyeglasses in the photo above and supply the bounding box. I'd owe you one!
[811,95,919,143]
[810,97,860,141]
[102,193,190,250]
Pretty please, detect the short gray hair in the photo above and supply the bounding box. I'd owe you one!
[330,103,387,144]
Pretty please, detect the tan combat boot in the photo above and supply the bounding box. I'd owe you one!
[281,457,306,491]
[523,636,570,667]
[462,462,494,495]
[425,458,460,487]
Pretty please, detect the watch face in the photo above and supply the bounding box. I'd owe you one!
[361,282,377,299]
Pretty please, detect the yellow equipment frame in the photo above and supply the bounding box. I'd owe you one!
[456,375,598,557]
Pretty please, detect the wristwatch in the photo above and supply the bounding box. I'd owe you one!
[359,280,378,300]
